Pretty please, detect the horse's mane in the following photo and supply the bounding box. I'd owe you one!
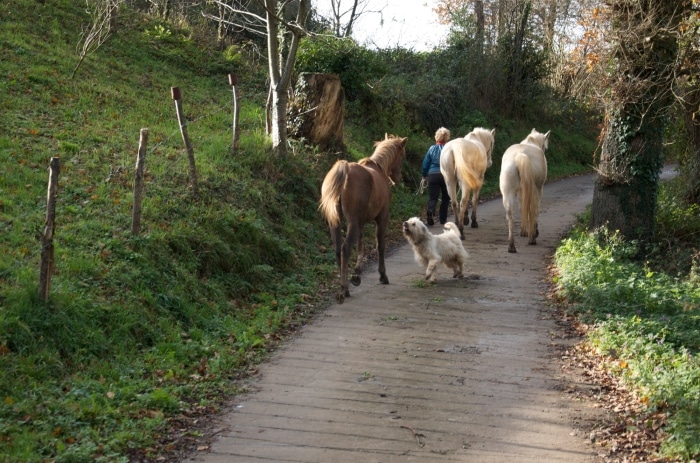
[523,129,549,151]
[465,127,495,164]
[466,127,494,146]
[359,135,406,175]
[470,127,491,138]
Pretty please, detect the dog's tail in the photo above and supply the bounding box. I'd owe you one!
[443,222,461,236]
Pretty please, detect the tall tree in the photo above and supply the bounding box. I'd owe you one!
[435,0,486,51]
[589,0,692,244]
[674,4,700,205]
[677,77,700,205]
[204,0,309,156]
[324,0,380,38]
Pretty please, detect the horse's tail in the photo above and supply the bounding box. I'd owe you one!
[319,160,349,227]
[454,141,485,190]
[516,154,538,239]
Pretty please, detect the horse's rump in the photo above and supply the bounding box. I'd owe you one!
[452,139,488,190]
[439,127,495,237]
[465,128,495,168]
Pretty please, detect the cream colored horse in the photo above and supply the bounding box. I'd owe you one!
[439,127,496,239]
[499,129,550,253]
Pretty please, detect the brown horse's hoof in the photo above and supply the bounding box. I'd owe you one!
[508,245,517,253]
[336,291,346,304]
[471,221,478,228]
[379,275,389,284]
[350,275,361,286]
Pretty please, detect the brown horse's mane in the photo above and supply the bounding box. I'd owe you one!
[358,135,405,176]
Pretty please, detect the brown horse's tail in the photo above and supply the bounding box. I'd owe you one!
[516,154,538,239]
[319,160,349,227]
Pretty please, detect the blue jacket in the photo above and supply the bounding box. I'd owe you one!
[421,143,444,177]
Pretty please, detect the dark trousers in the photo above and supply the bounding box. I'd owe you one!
[427,172,450,224]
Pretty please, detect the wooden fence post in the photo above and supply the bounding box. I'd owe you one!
[131,128,148,235]
[39,156,60,302]
[171,87,198,195]
[229,73,241,154]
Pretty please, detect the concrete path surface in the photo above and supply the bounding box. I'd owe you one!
[185,172,606,463]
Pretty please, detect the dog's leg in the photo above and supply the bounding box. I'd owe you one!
[445,257,463,278]
[425,260,438,282]
[453,259,464,278]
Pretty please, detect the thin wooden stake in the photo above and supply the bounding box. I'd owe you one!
[171,87,198,195]
[131,128,148,235]
[39,157,60,302]
[229,74,241,154]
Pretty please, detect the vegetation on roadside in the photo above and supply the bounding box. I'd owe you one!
[553,180,700,460]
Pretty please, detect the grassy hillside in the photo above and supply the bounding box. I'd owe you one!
[0,1,597,461]
[0,3,426,461]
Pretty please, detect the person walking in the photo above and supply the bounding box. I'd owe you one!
[421,127,451,226]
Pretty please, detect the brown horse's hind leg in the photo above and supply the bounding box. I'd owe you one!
[350,229,363,286]
[329,224,349,303]
[376,220,389,284]
[330,224,342,269]
[336,222,361,303]
[337,237,352,303]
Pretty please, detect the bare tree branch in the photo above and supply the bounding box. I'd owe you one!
[72,0,124,78]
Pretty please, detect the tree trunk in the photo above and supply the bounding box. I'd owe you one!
[497,0,505,41]
[269,85,289,155]
[680,80,700,204]
[264,0,309,157]
[543,0,556,52]
[590,117,663,242]
[288,73,345,151]
[589,0,690,244]
[474,0,484,54]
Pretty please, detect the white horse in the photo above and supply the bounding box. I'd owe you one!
[439,127,496,240]
[499,128,550,253]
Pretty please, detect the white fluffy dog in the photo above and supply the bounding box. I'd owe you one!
[402,217,468,282]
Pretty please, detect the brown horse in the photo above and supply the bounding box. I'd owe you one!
[319,134,408,303]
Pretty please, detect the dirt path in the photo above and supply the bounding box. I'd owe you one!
[185,172,608,463]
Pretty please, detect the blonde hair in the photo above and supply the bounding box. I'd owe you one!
[434,127,450,144]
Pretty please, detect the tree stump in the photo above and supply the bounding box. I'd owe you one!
[288,73,344,152]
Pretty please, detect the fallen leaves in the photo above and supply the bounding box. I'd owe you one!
[562,341,676,462]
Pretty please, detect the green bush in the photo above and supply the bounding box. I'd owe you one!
[296,35,387,101]
[553,187,700,460]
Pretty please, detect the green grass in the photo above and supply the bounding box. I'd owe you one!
[553,180,700,460]
[0,1,598,461]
